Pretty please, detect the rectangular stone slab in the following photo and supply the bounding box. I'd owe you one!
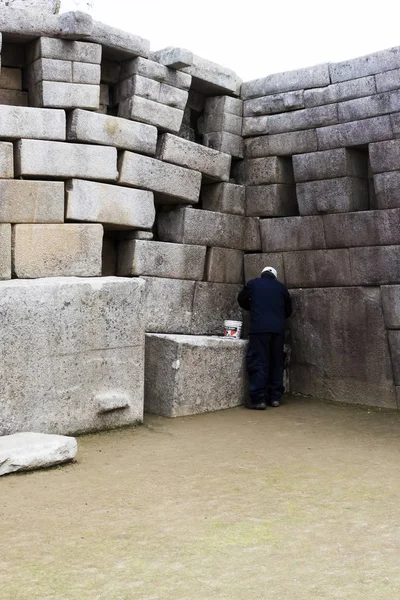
[292,148,368,182]
[349,245,400,285]
[141,276,195,334]
[243,90,304,117]
[0,105,66,140]
[15,139,118,181]
[181,54,241,95]
[317,116,393,150]
[157,134,231,182]
[204,95,243,116]
[283,249,352,288]
[241,63,330,99]
[118,96,184,133]
[375,68,400,93]
[289,287,396,408]
[87,19,150,59]
[381,285,400,329]
[118,151,201,204]
[242,116,269,137]
[117,239,206,280]
[120,57,192,90]
[373,171,400,208]
[13,224,103,278]
[144,334,248,417]
[0,180,64,223]
[0,277,146,435]
[323,209,400,248]
[66,179,155,229]
[304,76,376,108]
[243,217,262,251]
[330,47,400,83]
[27,37,102,64]
[190,282,243,335]
[201,182,245,216]
[244,129,318,157]
[369,139,400,173]
[260,216,326,252]
[240,157,294,186]
[30,81,100,110]
[151,47,193,69]
[204,247,243,284]
[296,177,369,216]
[267,104,338,135]
[246,184,298,217]
[157,207,246,250]
[338,91,400,123]
[67,109,157,155]
[203,112,242,136]
[203,132,244,159]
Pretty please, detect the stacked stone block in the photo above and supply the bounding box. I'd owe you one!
[202,95,243,158]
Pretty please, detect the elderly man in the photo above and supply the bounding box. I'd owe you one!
[238,266,292,410]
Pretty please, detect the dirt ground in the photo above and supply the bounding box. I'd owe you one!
[2,395,400,600]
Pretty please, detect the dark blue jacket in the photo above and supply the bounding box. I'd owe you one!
[237,273,292,335]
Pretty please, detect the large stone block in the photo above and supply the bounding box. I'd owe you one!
[388,331,400,385]
[242,116,269,137]
[203,132,244,159]
[118,96,184,133]
[246,184,298,217]
[204,247,243,284]
[0,180,64,223]
[304,76,376,107]
[243,90,304,117]
[72,62,101,84]
[15,140,118,181]
[290,287,396,408]
[0,277,146,435]
[120,57,191,91]
[330,47,400,83]
[375,68,400,93]
[0,105,65,140]
[28,58,72,84]
[201,182,245,216]
[267,104,338,135]
[244,129,318,157]
[87,19,150,59]
[204,95,243,116]
[67,109,157,155]
[369,139,400,173]
[292,148,368,182]
[157,207,246,250]
[317,116,393,150]
[283,249,352,288]
[181,54,241,95]
[30,80,100,110]
[260,215,325,252]
[244,253,286,284]
[243,217,262,251]
[150,47,193,69]
[241,63,330,99]
[141,276,195,334]
[373,171,400,209]
[0,223,11,280]
[191,282,243,335]
[118,152,201,204]
[203,112,242,136]
[349,245,400,285]
[296,177,369,215]
[144,334,247,417]
[117,239,206,280]
[240,157,294,186]
[13,224,103,278]
[324,209,400,249]
[27,37,102,64]
[381,285,400,329]
[338,91,400,123]
[114,74,188,109]
[66,179,155,229]
[157,134,231,182]
[0,142,13,178]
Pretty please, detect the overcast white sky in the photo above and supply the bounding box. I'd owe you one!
[64,0,400,82]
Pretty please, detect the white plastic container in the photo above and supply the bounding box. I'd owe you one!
[223,320,242,339]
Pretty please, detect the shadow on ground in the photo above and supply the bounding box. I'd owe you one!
[1,395,400,599]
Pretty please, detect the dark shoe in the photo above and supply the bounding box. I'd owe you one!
[268,399,280,408]
[245,401,267,410]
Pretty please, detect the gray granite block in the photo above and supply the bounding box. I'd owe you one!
[283,249,352,288]
[244,90,304,117]
[293,148,368,182]
[381,285,400,329]
[304,76,376,107]
[296,177,369,215]
[201,182,245,216]
[190,282,243,335]
[323,209,400,248]
[260,216,326,252]
[204,247,243,284]
[330,47,400,83]
[241,63,330,99]
[349,245,400,285]
[246,185,298,217]
[267,104,338,135]
[373,171,400,208]
[317,116,393,150]
[244,129,318,157]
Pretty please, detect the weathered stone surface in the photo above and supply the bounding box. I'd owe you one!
[267,104,338,135]
[118,96,184,133]
[338,91,400,123]
[27,37,102,64]
[120,57,191,90]
[67,109,157,155]
[296,177,369,216]
[151,47,193,69]
[0,180,64,223]
[157,207,246,250]
[0,105,65,140]
[28,58,72,84]
[0,66,22,90]
[244,253,286,284]
[330,47,400,83]
[114,75,188,109]
[0,89,28,106]
[204,247,243,284]
[66,179,155,229]
[191,282,243,335]
[157,134,231,182]
[284,249,352,288]
[292,148,368,182]
[141,276,194,334]
[0,142,13,178]
[30,80,100,110]
[290,287,396,408]
[203,132,244,159]
[369,139,400,173]
[375,68,400,93]
[0,277,146,435]
[72,61,101,84]
[323,209,400,248]
[246,184,298,217]
[317,116,393,150]
[144,334,247,417]
[260,216,325,252]
[388,331,400,385]
[15,139,118,181]
[349,245,400,285]
[244,129,318,157]
[373,171,400,208]
[0,432,77,476]
[390,112,400,138]
[240,157,294,186]
[117,239,206,280]
[118,152,201,204]
[242,116,269,137]
[203,112,242,135]
[87,19,150,59]
[13,224,103,278]
[241,63,330,99]
[182,54,241,95]
[201,183,245,216]
[243,90,304,117]
[243,217,261,251]
[381,285,400,329]
[204,95,243,116]
[0,223,11,280]
[304,76,376,108]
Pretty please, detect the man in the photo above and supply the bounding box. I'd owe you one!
[238,266,292,410]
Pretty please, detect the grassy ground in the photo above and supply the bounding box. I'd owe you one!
[2,395,400,599]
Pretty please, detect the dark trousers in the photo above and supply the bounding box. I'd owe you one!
[246,333,285,404]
